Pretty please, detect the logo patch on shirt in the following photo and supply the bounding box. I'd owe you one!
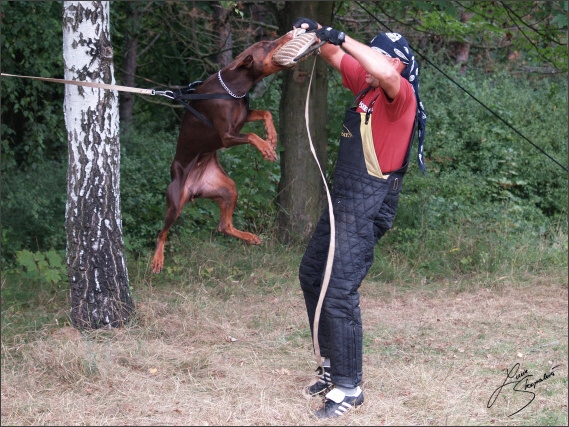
[341,124,353,138]
[358,101,371,113]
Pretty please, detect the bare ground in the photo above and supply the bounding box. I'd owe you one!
[1,271,567,426]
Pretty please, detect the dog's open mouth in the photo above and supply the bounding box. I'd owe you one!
[273,29,321,68]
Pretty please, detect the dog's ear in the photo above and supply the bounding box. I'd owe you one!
[230,54,254,71]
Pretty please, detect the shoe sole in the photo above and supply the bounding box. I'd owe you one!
[314,393,364,419]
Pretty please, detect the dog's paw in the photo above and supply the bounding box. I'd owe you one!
[151,255,164,274]
[262,145,278,162]
[241,232,262,245]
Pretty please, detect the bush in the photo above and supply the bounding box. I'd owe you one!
[397,65,567,235]
[119,127,179,254]
[1,160,67,265]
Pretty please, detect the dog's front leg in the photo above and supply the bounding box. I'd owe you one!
[220,131,278,162]
[246,109,277,150]
[245,133,278,162]
[217,109,278,161]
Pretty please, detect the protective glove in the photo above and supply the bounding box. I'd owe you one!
[315,26,346,46]
[292,17,318,31]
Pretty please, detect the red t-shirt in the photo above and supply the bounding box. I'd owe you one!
[340,54,416,173]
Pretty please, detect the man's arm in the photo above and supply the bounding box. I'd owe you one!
[319,43,344,72]
[339,35,401,100]
[294,19,401,99]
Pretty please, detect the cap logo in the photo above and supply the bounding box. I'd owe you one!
[386,33,402,42]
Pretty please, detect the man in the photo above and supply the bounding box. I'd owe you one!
[293,17,427,419]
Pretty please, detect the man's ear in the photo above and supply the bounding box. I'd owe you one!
[395,58,407,73]
[230,54,254,70]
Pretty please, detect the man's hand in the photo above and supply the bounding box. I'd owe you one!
[292,17,318,31]
[315,27,346,46]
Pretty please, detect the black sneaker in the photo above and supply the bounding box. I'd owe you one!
[305,366,333,396]
[315,388,364,419]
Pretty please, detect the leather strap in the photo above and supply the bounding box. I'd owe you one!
[304,57,335,369]
[1,72,156,95]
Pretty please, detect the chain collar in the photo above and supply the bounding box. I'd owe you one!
[217,70,247,99]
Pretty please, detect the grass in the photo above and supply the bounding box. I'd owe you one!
[1,229,567,426]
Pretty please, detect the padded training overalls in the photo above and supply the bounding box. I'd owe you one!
[299,88,414,388]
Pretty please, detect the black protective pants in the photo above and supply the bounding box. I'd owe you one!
[299,165,403,388]
[299,99,411,388]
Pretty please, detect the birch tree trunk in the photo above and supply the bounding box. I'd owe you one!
[63,1,134,329]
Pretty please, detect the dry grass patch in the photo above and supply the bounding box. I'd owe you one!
[359,279,567,425]
[2,268,567,425]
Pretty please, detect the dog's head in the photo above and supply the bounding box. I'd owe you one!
[228,31,297,80]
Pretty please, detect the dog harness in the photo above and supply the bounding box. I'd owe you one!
[161,80,248,128]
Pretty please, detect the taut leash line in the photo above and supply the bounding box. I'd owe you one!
[1,72,162,96]
[1,72,241,128]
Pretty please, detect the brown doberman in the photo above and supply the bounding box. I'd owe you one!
[150,32,295,274]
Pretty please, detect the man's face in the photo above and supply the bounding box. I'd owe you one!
[365,73,380,88]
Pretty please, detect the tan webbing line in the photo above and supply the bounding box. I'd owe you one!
[1,73,157,95]
[304,57,336,370]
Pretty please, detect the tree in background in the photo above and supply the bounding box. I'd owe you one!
[63,1,133,329]
[118,2,155,133]
[275,1,335,244]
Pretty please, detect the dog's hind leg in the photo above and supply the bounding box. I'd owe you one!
[152,152,260,273]
[200,153,262,245]
[151,160,196,274]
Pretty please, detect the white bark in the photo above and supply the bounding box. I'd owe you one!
[63,1,133,328]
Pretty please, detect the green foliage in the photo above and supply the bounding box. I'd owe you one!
[15,249,66,285]
[220,1,245,18]
[345,1,567,72]
[1,1,66,172]
[1,160,67,265]
[119,127,179,254]
[409,64,568,226]
[1,248,67,330]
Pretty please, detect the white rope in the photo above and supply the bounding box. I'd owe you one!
[1,73,157,95]
[304,57,336,369]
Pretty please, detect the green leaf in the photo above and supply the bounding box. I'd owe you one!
[16,250,37,273]
[45,250,63,269]
[43,269,62,284]
[551,13,568,29]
